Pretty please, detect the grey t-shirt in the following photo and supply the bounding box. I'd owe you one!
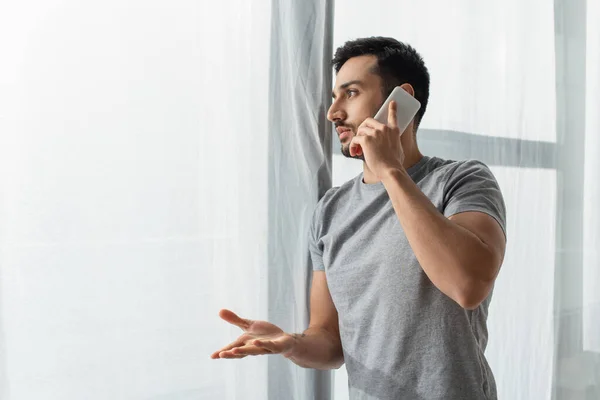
[308,156,506,400]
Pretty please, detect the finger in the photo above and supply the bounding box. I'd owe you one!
[253,339,282,353]
[360,118,385,130]
[217,350,248,359]
[357,126,376,137]
[388,100,398,128]
[255,336,296,355]
[219,309,252,330]
[210,338,246,359]
[231,344,273,356]
[349,136,365,157]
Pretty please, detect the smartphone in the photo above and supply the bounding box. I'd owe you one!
[374,86,421,134]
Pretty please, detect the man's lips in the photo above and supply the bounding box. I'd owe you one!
[336,127,352,140]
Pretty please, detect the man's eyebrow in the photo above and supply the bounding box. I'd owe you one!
[332,80,363,98]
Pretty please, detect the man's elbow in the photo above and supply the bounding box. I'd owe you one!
[456,294,486,310]
[454,276,496,310]
[309,351,345,370]
[326,341,345,370]
[331,354,345,370]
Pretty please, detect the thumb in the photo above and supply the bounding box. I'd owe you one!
[219,309,252,330]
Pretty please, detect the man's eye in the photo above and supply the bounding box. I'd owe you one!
[347,89,358,97]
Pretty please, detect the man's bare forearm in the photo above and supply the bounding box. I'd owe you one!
[286,327,344,370]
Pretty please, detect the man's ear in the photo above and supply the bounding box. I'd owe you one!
[400,83,415,97]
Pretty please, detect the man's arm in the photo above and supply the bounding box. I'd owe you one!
[211,271,344,370]
[381,168,506,309]
[349,101,506,310]
[286,271,344,370]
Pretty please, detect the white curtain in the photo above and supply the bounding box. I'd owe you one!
[1,0,599,399]
[0,0,332,399]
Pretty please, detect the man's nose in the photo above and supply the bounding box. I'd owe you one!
[327,104,346,122]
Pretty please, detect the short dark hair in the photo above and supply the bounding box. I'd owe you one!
[332,37,430,129]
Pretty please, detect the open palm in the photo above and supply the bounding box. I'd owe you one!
[210,309,296,359]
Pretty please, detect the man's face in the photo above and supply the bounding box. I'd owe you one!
[327,55,385,160]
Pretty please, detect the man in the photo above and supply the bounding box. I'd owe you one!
[211,37,506,400]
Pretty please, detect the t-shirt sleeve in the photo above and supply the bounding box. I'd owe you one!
[308,200,326,271]
[443,160,507,238]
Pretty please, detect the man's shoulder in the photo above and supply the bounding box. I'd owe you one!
[425,156,480,171]
[422,157,494,182]
[311,174,361,225]
[320,175,359,204]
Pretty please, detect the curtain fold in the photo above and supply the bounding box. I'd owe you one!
[266,0,333,398]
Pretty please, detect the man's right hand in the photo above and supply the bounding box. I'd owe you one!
[210,309,297,359]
